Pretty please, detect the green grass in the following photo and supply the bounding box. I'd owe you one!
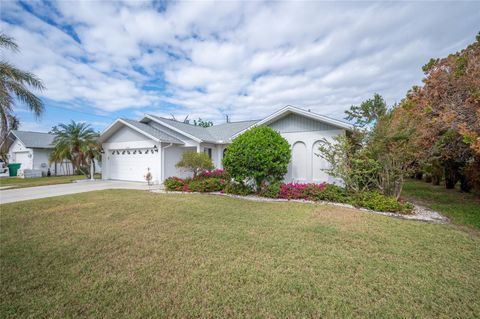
[1,190,479,318]
[0,175,89,189]
[402,179,480,229]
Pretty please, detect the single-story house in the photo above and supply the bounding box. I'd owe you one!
[3,130,77,176]
[99,105,353,184]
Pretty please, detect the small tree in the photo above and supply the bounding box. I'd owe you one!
[317,134,380,194]
[176,151,214,178]
[222,126,291,189]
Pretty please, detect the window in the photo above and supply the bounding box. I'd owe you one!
[204,147,212,159]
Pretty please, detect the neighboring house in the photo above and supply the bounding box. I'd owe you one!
[3,130,74,176]
[99,105,353,184]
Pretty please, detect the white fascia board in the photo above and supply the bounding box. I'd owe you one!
[144,114,203,143]
[5,131,26,149]
[99,119,160,143]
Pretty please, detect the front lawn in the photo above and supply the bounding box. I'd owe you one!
[1,190,479,318]
[402,179,480,229]
[0,175,89,189]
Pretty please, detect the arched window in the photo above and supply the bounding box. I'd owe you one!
[291,141,307,181]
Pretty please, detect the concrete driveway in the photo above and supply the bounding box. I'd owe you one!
[0,180,154,204]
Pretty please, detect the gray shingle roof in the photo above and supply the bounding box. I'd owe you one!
[11,130,56,148]
[121,119,184,144]
[147,115,259,142]
[148,115,217,142]
[205,120,259,141]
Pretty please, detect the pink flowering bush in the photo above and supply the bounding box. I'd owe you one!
[279,182,327,200]
[198,169,226,179]
[164,176,187,191]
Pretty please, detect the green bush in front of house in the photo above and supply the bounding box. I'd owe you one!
[351,191,413,214]
[222,126,291,189]
[188,178,226,192]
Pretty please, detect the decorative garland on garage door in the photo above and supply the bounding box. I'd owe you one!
[110,147,158,155]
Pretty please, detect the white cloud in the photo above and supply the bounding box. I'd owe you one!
[1,0,479,125]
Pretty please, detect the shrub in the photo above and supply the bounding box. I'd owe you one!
[278,183,327,200]
[176,151,214,178]
[259,181,281,198]
[222,126,291,189]
[351,191,413,214]
[188,178,225,192]
[164,176,187,191]
[224,181,254,196]
[315,184,350,203]
[198,169,227,179]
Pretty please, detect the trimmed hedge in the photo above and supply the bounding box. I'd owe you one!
[188,178,226,193]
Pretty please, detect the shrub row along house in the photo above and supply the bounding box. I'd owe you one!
[99,105,353,184]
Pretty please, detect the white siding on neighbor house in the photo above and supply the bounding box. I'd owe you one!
[269,113,338,133]
[8,140,76,176]
[33,149,54,174]
[33,149,80,176]
[8,139,33,170]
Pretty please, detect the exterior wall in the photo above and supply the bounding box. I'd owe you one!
[104,125,147,143]
[200,143,225,168]
[162,145,196,179]
[269,113,338,133]
[33,149,56,175]
[33,149,86,176]
[278,130,345,184]
[8,139,33,170]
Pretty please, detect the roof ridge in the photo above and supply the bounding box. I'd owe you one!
[12,130,54,135]
[209,119,261,125]
[148,114,200,127]
[149,114,260,127]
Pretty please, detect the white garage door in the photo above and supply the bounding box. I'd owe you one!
[14,152,32,170]
[108,148,159,182]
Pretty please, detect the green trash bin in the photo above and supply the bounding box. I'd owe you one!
[8,163,21,177]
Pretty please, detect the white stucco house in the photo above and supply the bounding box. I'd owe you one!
[99,106,353,184]
[2,130,100,176]
[3,130,72,176]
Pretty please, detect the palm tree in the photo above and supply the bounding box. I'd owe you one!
[50,121,99,178]
[0,32,45,143]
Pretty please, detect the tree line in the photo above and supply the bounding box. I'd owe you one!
[319,33,480,197]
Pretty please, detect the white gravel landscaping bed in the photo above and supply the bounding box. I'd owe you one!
[150,189,449,224]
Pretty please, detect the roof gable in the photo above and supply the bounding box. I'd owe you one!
[231,105,353,138]
[99,119,183,144]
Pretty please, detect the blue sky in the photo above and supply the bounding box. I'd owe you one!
[1,0,479,133]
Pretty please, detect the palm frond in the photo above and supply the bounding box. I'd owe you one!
[0,33,19,52]
[0,61,45,90]
[4,80,44,117]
